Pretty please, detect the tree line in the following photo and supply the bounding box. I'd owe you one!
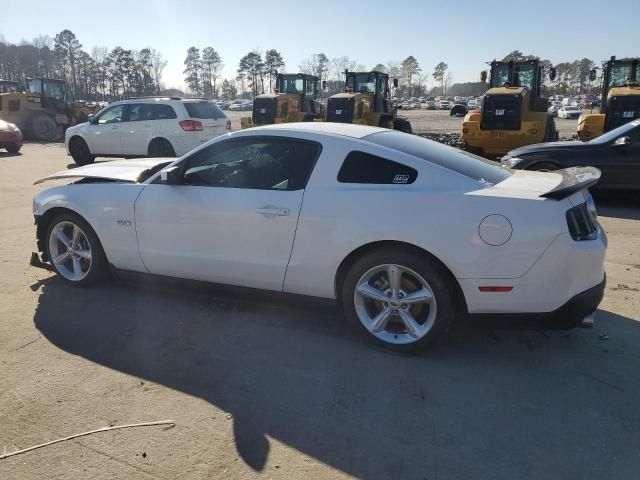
[0,30,167,100]
[1,31,603,102]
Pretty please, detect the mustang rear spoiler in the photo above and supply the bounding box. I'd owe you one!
[540,167,601,200]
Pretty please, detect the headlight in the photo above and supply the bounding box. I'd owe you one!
[7,122,19,131]
[502,157,523,168]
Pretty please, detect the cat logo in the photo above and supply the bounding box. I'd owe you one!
[335,109,343,115]
[259,108,267,114]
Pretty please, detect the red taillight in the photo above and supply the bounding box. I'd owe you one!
[479,286,513,292]
[226,120,231,131]
[179,120,203,131]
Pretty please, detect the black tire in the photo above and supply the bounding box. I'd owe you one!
[341,248,457,353]
[69,137,95,166]
[30,114,59,141]
[148,138,176,157]
[45,212,110,287]
[393,118,413,134]
[6,144,20,153]
[529,162,559,172]
[543,116,559,142]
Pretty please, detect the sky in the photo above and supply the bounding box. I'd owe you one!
[2,0,638,90]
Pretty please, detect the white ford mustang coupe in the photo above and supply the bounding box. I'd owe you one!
[32,123,606,351]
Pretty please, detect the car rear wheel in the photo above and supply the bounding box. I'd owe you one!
[69,137,95,166]
[342,248,456,352]
[45,212,109,287]
[148,138,176,157]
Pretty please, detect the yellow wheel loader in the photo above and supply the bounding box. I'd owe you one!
[241,73,322,129]
[326,70,412,132]
[0,80,20,93]
[577,57,640,141]
[461,59,557,157]
[0,78,101,140]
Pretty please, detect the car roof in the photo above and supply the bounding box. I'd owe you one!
[246,122,388,139]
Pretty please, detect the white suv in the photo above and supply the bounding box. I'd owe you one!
[65,97,231,165]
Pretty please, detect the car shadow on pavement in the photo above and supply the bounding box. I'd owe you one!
[0,151,22,158]
[33,276,640,479]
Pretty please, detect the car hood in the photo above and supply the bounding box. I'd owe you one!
[507,141,585,157]
[34,158,174,185]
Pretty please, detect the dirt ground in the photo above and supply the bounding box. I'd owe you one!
[1,143,639,480]
[225,109,583,137]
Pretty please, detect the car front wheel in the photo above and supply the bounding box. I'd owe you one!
[46,212,109,286]
[342,248,456,352]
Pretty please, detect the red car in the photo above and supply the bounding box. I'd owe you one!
[0,119,23,153]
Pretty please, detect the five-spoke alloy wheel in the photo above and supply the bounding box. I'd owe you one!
[343,248,456,352]
[45,213,108,286]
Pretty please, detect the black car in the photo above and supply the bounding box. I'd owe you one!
[502,119,640,190]
[450,103,468,117]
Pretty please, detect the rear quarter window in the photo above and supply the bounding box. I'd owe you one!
[337,151,418,184]
[366,131,511,186]
[152,104,177,119]
[184,102,226,119]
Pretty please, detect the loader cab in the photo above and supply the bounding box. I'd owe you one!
[26,78,68,113]
[489,60,540,94]
[600,57,640,132]
[275,73,320,114]
[345,71,392,113]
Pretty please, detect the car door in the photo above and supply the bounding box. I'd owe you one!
[603,129,640,188]
[134,136,321,291]
[121,103,154,156]
[86,104,127,155]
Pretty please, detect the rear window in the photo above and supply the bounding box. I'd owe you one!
[184,102,226,119]
[365,131,512,186]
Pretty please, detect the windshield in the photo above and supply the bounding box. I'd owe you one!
[278,76,304,94]
[589,119,640,144]
[28,79,65,99]
[608,63,635,88]
[490,63,535,89]
[366,130,512,186]
[349,73,388,96]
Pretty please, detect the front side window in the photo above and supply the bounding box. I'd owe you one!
[180,137,321,190]
[97,105,126,124]
[337,151,418,184]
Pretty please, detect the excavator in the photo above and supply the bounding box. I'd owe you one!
[0,77,101,140]
[461,59,558,157]
[577,56,640,141]
[326,70,412,132]
[241,73,322,128]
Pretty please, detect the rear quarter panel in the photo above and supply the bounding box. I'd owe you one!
[283,139,568,299]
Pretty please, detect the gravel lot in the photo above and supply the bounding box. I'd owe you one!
[1,144,639,480]
[225,109,585,137]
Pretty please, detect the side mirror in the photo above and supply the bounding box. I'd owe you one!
[589,69,597,82]
[393,78,399,88]
[322,80,327,90]
[160,166,183,185]
[613,136,631,147]
[480,70,487,83]
[88,114,97,125]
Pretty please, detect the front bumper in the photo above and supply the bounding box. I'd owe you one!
[467,275,606,329]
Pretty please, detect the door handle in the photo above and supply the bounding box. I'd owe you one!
[255,206,290,217]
